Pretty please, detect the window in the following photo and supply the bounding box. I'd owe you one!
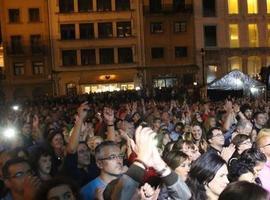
[203,0,216,17]
[99,48,114,64]
[247,56,261,76]
[29,8,40,22]
[81,49,96,65]
[13,63,25,76]
[248,24,258,47]
[173,0,185,12]
[118,47,133,63]
[116,0,130,10]
[98,23,113,38]
[149,0,162,13]
[78,0,93,12]
[228,56,242,71]
[247,0,258,14]
[59,0,74,13]
[267,0,270,13]
[117,22,131,37]
[66,83,77,95]
[9,9,20,23]
[204,25,217,47]
[62,50,77,66]
[228,0,238,14]
[30,35,42,54]
[10,36,23,54]
[60,24,75,40]
[32,62,44,74]
[229,24,239,48]
[174,21,187,33]
[175,47,188,57]
[97,0,112,11]
[151,47,164,59]
[150,22,163,33]
[79,23,94,39]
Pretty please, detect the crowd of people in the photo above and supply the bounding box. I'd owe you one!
[0,89,270,200]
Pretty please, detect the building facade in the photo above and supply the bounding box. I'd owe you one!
[0,0,52,100]
[143,0,197,89]
[48,0,145,95]
[194,0,270,84]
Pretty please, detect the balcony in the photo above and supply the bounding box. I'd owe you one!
[144,4,193,15]
[6,43,48,56]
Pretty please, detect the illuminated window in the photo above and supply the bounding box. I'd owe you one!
[229,24,239,47]
[228,0,238,14]
[248,24,258,47]
[267,0,270,13]
[247,0,258,14]
[228,56,242,71]
[267,24,270,46]
[267,56,270,67]
[247,56,261,76]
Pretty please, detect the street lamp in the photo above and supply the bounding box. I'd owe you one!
[200,48,205,86]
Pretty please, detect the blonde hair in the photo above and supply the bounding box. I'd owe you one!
[256,128,270,147]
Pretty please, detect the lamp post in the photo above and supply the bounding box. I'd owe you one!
[200,48,207,99]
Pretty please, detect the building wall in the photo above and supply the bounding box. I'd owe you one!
[194,0,270,84]
[48,0,144,95]
[0,0,52,101]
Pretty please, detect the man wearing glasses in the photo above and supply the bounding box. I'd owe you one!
[80,141,124,200]
[256,129,270,193]
[1,157,40,200]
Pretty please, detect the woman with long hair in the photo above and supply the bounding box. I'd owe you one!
[186,152,229,200]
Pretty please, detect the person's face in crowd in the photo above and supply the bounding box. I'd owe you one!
[191,125,202,141]
[132,113,141,123]
[51,134,64,150]
[38,155,52,175]
[255,113,267,126]
[22,123,31,136]
[259,136,270,160]
[175,125,182,133]
[5,162,32,194]
[0,153,13,178]
[87,137,103,153]
[205,164,229,197]
[161,112,170,123]
[47,184,76,200]
[244,109,253,120]
[77,143,91,167]
[238,139,252,153]
[114,130,122,143]
[209,129,225,147]
[153,119,161,130]
[175,159,191,181]
[253,161,265,177]
[209,117,216,128]
[97,146,123,176]
[195,113,203,123]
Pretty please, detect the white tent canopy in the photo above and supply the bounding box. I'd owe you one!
[207,70,265,95]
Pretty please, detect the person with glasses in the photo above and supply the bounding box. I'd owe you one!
[256,128,270,192]
[1,157,41,200]
[207,127,235,163]
[80,141,124,200]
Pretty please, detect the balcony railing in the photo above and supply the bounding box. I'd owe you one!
[144,4,193,15]
[5,43,48,56]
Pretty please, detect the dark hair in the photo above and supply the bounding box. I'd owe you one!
[2,157,31,179]
[206,127,221,142]
[29,146,52,175]
[36,177,80,200]
[231,134,250,149]
[95,140,119,160]
[162,141,175,158]
[253,111,265,120]
[47,130,65,145]
[240,104,252,113]
[228,148,266,182]
[186,152,227,200]
[163,151,189,170]
[218,181,269,200]
[172,140,194,151]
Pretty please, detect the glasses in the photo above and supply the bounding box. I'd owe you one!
[241,141,252,146]
[99,154,124,161]
[7,169,33,179]
[212,133,223,138]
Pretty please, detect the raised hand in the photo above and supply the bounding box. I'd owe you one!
[221,144,235,162]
